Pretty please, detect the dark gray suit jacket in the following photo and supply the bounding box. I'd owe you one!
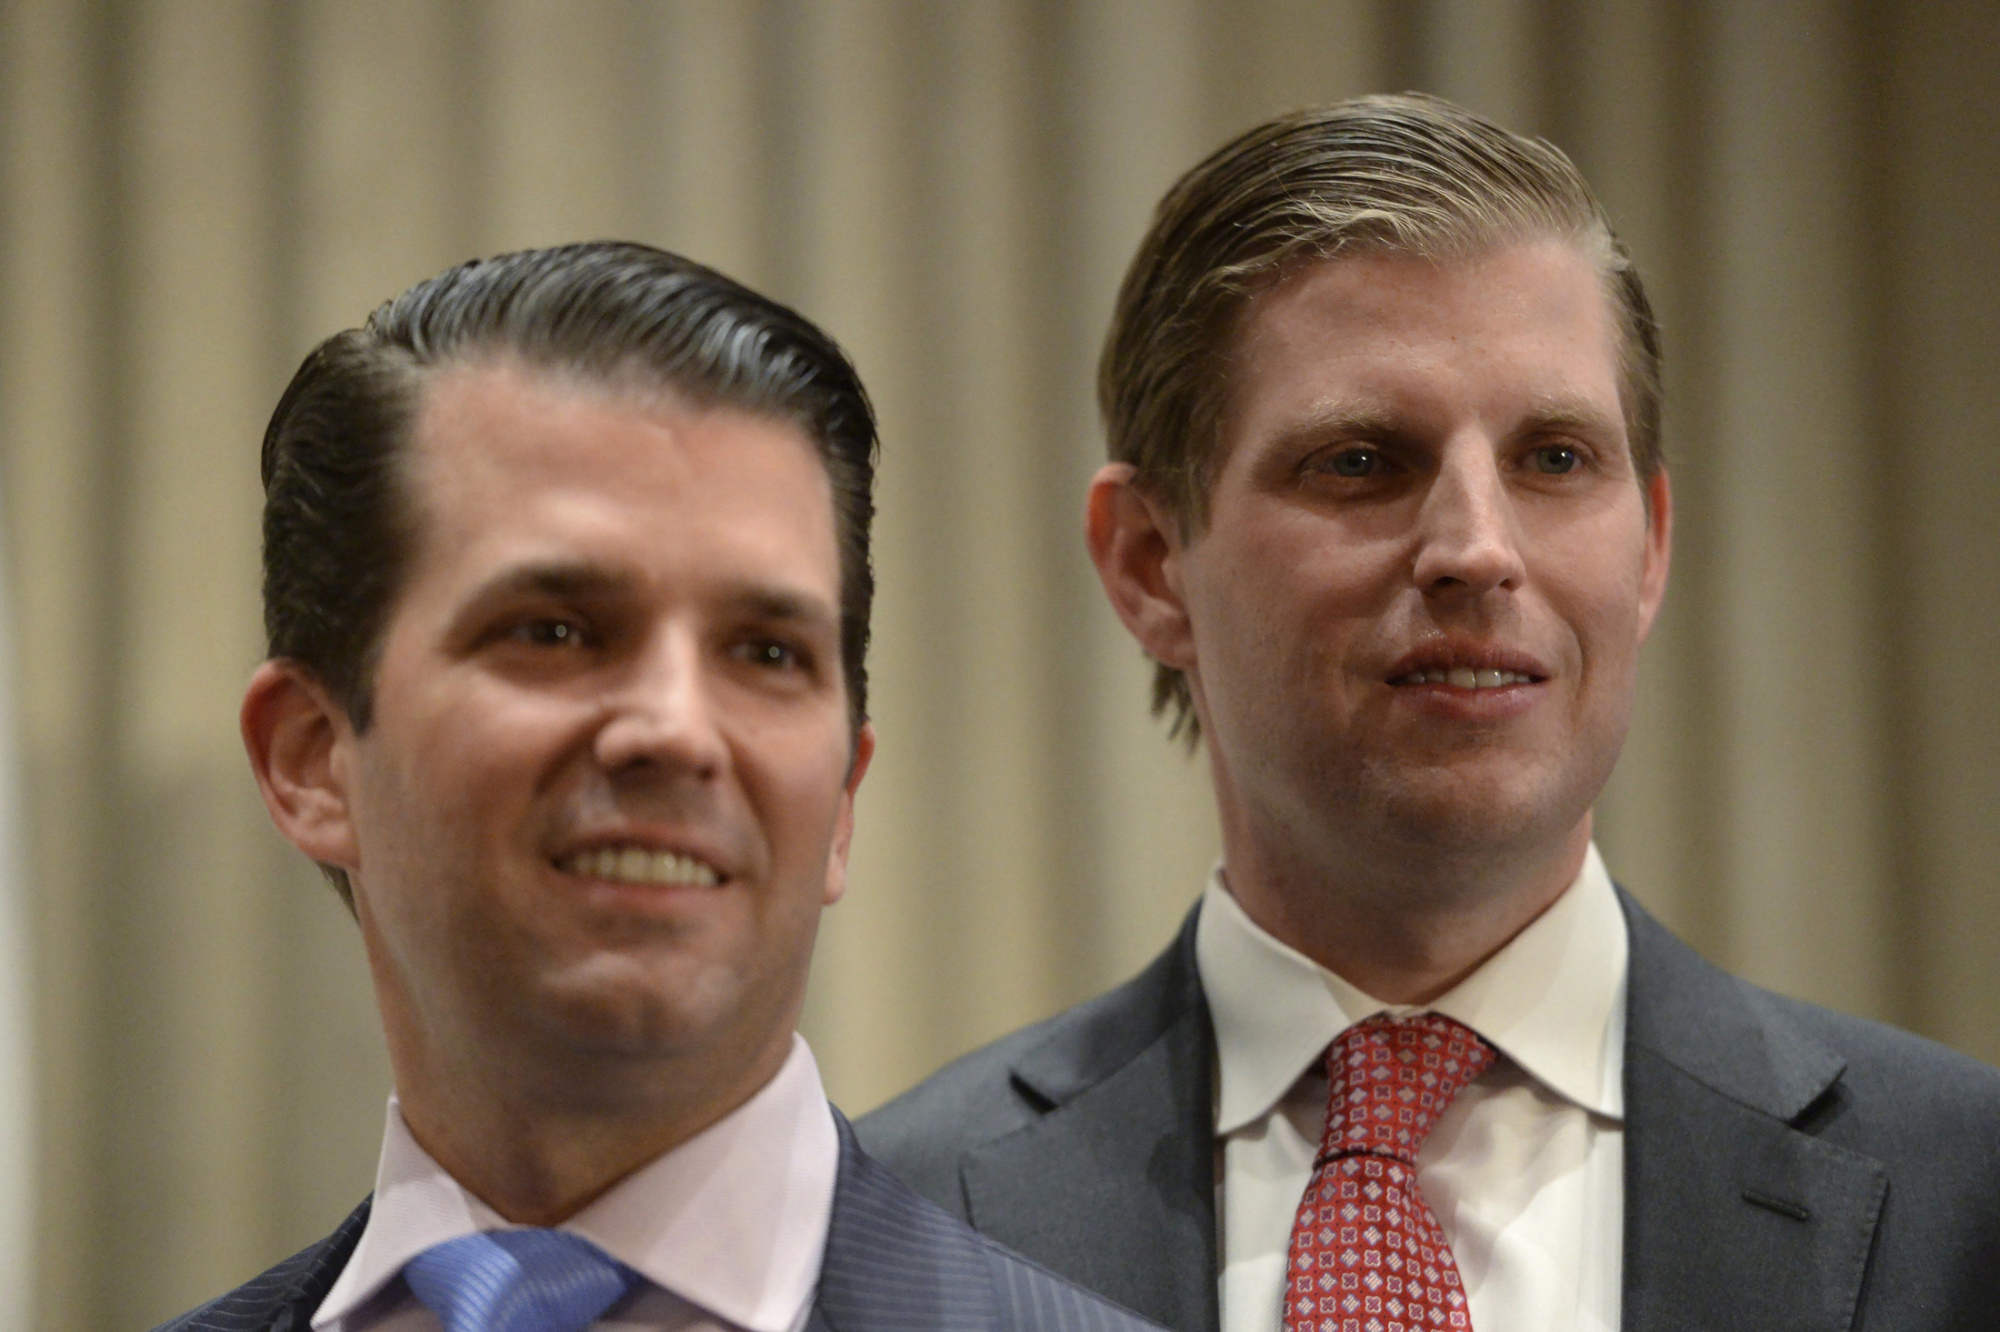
[151,1116,1164,1332]
[858,891,2000,1332]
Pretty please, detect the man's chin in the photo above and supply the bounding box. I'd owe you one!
[510,957,738,1060]
[1358,757,1588,858]
[519,946,806,1073]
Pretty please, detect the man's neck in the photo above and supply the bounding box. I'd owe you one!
[387,1026,794,1226]
[1220,817,1593,1006]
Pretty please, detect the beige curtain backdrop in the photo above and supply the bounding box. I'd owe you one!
[2,1,1995,1326]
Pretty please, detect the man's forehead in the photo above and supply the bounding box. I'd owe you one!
[411,357,697,460]
[1242,240,1617,343]
[1225,243,1625,419]
[403,358,825,511]
[388,358,841,609]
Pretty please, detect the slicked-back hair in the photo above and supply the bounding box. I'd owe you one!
[1100,93,1662,743]
[262,242,877,908]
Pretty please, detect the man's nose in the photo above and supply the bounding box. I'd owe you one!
[1409,441,1528,598]
[592,630,728,778]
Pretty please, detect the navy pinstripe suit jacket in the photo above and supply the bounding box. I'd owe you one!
[151,1116,1164,1332]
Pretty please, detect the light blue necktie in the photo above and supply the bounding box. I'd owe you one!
[404,1229,640,1332]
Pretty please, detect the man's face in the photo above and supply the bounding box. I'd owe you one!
[335,362,865,1093]
[1169,241,1669,868]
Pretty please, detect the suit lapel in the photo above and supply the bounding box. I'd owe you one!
[1618,892,1886,1332]
[160,1199,369,1332]
[270,1200,370,1332]
[905,889,1892,1331]
[814,1115,999,1332]
[959,911,1219,1332]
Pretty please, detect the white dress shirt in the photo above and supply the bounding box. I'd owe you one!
[1198,844,1627,1332]
[314,1034,841,1332]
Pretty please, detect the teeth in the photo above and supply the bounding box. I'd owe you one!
[561,846,720,887]
[1395,668,1535,688]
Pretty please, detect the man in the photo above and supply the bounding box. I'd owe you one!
[859,95,2000,1332]
[160,243,1161,1332]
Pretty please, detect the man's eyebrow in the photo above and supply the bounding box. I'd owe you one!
[1517,394,1623,434]
[728,586,840,633]
[445,563,839,639]
[439,561,639,642]
[1272,402,1405,445]
[465,561,641,607]
[1274,396,1621,443]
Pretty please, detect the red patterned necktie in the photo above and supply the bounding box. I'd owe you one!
[1285,1013,1496,1332]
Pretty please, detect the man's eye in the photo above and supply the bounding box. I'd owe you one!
[1531,445,1580,474]
[738,639,799,669]
[513,618,586,647]
[1318,447,1380,478]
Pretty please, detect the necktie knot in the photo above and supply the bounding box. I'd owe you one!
[405,1229,639,1332]
[1321,1013,1494,1166]
[1286,1014,1493,1332]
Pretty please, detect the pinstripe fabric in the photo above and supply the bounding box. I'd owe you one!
[856,908,1219,1332]
[985,1250,1157,1332]
[151,1122,1162,1332]
[152,1200,372,1332]
[815,1116,1161,1332]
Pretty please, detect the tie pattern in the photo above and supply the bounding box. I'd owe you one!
[1285,1013,1496,1332]
[405,1229,639,1332]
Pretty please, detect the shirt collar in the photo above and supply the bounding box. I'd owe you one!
[1197,843,1627,1135]
[314,1033,840,1331]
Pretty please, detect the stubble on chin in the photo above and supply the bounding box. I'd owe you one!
[1290,732,1584,879]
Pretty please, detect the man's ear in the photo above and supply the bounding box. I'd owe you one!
[821,722,875,908]
[1637,467,1674,643]
[1084,463,1196,671]
[240,660,361,873]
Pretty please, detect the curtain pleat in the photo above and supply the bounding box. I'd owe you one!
[2,2,1994,1326]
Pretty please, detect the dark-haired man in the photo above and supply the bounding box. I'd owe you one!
[860,95,2000,1332]
[158,243,1162,1332]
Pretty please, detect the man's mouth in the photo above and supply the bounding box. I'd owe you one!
[555,845,721,887]
[1389,667,1538,689]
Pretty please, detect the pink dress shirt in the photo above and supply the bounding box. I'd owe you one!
[313,1034,840,1332]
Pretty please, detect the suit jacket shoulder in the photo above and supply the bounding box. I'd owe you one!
[819,1114,1165,1332]
[856,910,1216,1332]
[149,1200,369,1332]
[857,909,1205,1205]
[864,889,2000,1332]
[1618,889,2000,1331]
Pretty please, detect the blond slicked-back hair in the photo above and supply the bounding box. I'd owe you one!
[1098,92,1662,744]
